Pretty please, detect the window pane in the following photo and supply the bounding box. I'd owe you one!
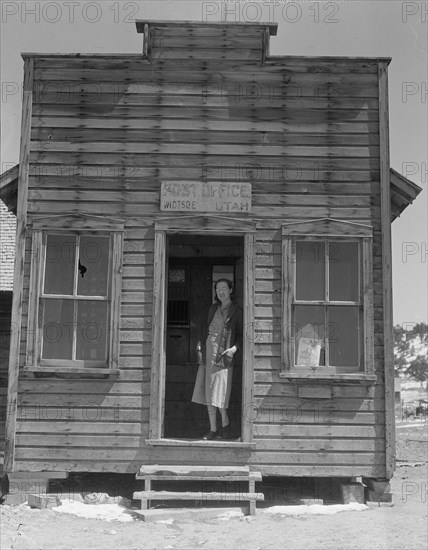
[76,301,108,361]
[295,241,325,301]
[44,235,76,295]
[77,236,110,297]
[42,299,74,359]
[294,305,325,366]
[329,242,359,302]
[329,306,360,367]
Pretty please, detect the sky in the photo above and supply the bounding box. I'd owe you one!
[1,0,427,326]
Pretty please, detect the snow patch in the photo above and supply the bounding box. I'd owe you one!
[52,500,134,522]
[217,510,245,520]
[263,503,367,516]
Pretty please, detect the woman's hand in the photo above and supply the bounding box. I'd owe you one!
[196,341,203,365]
[224,346,237,358]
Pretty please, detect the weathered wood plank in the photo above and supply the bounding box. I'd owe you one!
[254,438,385,452]
[253,379,381,399]
[149,231,166,439]
[5,57,34,472]
[32,104,380,122]
[30,141,379,159]
[137,465,251,476]
[151,36,262,49]
[27,189,371,209]
[254,409,382,425]
[252,464,386,477]
[243,233,255,442]
[379,62,395,478]
[152,49,263,61]
[29,152,380,170]
[27,176,376,195]
[15,421,146,434]
[31,93,380,112]
[14,447,383,466]
[252,396,384,413]
[250,451,385,465]
[133,491,264,501]
[12,460,385,477]
[121,292,153,305]
[31,116,379,135]
[13,433,383,454]
[32,70,378,93]
[120,343,152,356]
[28,168,379,190]
[253,423,384,438]
[255,294,281,306]
[18,394,147,407]
[27,202,373,222]
[18,380,149,394]
[17,407,148,423]
[31,127,379,147]
[32,56,378,73]
[16,434,146,448]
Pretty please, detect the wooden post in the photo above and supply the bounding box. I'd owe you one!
[4,57,34,472]
[148,230,166,439]
[378,60,395,479]
[242,232,255,442]
[248,477,256,515]
[143,23,150,57]
[362,237,375,375]
[281,233,294,371]
[140,478,151,510]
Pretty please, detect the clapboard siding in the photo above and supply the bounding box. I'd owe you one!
[250,222,385,474]
[12,46,386,476]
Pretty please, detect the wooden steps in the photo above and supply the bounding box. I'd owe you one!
[133,465,264,515]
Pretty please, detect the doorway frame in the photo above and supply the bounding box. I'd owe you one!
[148,215,257,443]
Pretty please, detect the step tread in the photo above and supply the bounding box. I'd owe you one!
[137,473,261,481]
[137,465,252,476]
[133,491,265,501]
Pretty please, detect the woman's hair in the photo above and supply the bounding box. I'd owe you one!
[214,278,234,303]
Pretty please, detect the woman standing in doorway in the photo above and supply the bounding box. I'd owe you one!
[192,278,243,440]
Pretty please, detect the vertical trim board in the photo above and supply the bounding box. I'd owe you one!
[5,58,34,472]
[242,232,255,441]
[378,61,395,478]
[148,231,166,439]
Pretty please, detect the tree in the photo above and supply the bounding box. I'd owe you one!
[394,355,408,377]
[405,356,428,384]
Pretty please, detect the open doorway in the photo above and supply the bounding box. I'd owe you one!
[164,234,244,439]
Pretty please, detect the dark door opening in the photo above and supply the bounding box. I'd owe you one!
[164,234,244,439]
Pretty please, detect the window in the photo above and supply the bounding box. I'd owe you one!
[26,215,124,372]
[281,219,375,379]
[167,266,190,327]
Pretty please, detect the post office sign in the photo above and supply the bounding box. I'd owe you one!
[160,182,251,213]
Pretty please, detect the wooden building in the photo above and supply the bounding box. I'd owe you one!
[2,21,422,502]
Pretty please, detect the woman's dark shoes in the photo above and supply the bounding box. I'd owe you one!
[220,423,232,440]
[202,430,219,440]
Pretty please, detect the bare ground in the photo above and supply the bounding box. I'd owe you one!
[1,421,427,550]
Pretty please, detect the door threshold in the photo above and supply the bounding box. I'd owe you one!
[146,438,256,448]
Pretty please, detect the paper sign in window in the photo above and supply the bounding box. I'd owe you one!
[296,337,323,366]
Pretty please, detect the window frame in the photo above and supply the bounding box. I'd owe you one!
[281,218,375,382]
[25,214,124,374]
